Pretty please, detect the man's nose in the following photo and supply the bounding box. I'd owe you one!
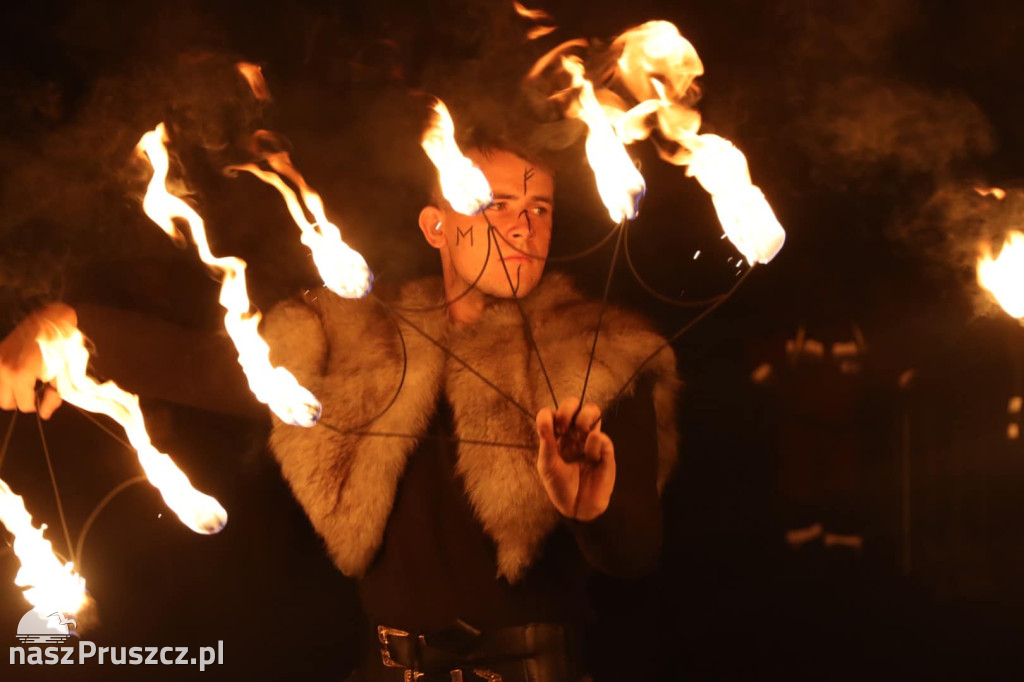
[506,209,533,242]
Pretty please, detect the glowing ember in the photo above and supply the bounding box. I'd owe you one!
[974,187,1006,200]
[34,319,227,535]
[978,231,1024,319]
[228,137,372,299]
[137,123,322,427]
[0,478,89,616]
[236,62,270,101]
[559,55,645,223]
[421,99,493,216]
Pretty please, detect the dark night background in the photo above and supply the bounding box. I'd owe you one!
[2,0,1024,679]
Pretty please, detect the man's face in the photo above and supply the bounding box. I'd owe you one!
[437,149,554,299]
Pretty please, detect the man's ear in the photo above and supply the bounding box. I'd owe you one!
[418,206,446,249]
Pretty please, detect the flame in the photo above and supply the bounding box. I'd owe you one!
[526,25,558,40]
[978,231,1024,319]
[228,136,372,299]
[33,319,228,535]
[236,62,270,101]
[613,20,703,104]
[559,55,645,223]
[137,123,322,427]
[685,135,786,265]
[592,20,785,262]
[974,186,1006,200]
[513,0,552,21]
[421,100,493,215]
[0,478,90,616]
[513,1,555,39]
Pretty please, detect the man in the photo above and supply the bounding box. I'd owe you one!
[262,141,680,681]
[0,141,680,681]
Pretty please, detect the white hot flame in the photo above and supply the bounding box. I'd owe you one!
[560,55,645,223]
[228,137,372,299]
[0,478,90,616]
[978,231,1024,319]
[421,100,493,216]
[137,123,322,427]
[35,320,228,535]
[599,20,785,263]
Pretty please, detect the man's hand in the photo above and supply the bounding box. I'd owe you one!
[0,303,76,419]
[536,397,615,521]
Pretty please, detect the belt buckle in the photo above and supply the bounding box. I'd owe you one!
[377,625,410,668]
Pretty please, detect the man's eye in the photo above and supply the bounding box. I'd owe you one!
[490,201,508,211]
[531,206,549,216]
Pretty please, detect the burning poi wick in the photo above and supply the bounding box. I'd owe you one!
[34,320,228,535]
[137,123,322,428]
[226,132,372,300]
[0,477,91,617]
[421,98,493,216]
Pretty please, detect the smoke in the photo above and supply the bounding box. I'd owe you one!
[892,183,1024,315]
[799,76,993,182]
[0,50,267,314]
[775,0,995,188]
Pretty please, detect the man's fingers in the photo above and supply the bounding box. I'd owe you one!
[0,386,15,411]
[38,386,62,420]
[575,402,602,433]
[536,408,556,444]
[583,430,610,463]
[553,398,580,435]
[13,380,37,413]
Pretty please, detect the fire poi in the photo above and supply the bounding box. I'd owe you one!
[137,123,323,428]
[0,478,90,617]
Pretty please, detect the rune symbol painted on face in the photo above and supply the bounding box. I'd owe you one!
[456,225,474,246]
[523,166,536,196]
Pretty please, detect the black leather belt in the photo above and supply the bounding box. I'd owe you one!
[375,621,578,682]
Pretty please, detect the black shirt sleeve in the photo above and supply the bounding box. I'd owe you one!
[562,377,663,578]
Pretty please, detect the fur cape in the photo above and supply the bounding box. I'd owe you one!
[262,272,680,584]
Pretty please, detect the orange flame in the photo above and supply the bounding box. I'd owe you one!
[137,123,322,427]
[596,20,785,262]
[0,478,90,616]
[33,318,228,535]
[613,21,703,104]
[526,25,558,40]
[421,99,493,215]
[978,231,1024,319]
[513,0,552,21]
[513,1,555,39]
[237,62,270,101]
[559,54,645,223]
[228,136,372,299]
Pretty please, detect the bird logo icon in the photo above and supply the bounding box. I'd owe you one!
[16,609,78,645]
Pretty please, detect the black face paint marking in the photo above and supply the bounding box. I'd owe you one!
[518,208,533,235]
[511,264,523,295]
[456,225,474,246]
[523,166,535,195]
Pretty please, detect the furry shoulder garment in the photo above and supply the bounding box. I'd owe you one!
[262,272,680,583]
